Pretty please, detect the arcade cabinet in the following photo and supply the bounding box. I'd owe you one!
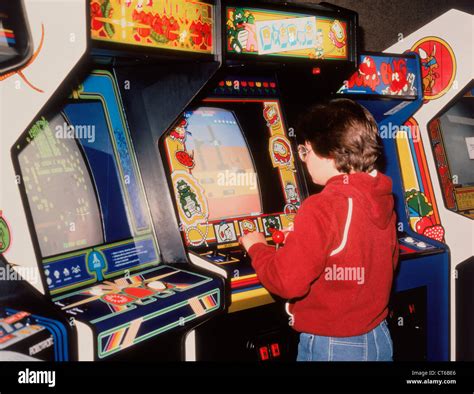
[0,255,74,361]
[0,1,32,75]
[142,1,358,361]
[5,0,226,361]
[339,52,450,361]
[383,10,473,360]
[427,82,473,360]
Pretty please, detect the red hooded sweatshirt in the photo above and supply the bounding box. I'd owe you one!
[249,170,399,337]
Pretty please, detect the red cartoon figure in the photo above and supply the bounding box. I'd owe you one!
[359,56,380,91]
[175,150,195,169]
[263,105,280,127]
[272,138,292,166]
[345,56,380,92]
[169,119,188,143]
[382,59,409,95]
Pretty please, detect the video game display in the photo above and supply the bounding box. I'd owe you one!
[15,72,160,296]
[428,87,474,218]
[164,98,301,250]
[18,113,104,258]
[176,108,262,221]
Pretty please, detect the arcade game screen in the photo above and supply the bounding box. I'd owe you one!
[0,2,31,72]
[17,112,104,258]
[181,107,262,221]
[437,95,474,187]
[15,100,160,295]
[163,100,300,250]
[429,86,474,218]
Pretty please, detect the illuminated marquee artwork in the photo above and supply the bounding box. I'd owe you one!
[226,7,348,60]
[339,55,419,96]
[91,0,213,54]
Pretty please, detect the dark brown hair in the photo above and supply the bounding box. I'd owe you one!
[297,98,382,173]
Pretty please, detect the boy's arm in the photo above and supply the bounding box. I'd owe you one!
[248,200,335,299]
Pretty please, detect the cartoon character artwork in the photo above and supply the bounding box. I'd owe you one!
[270,135,293,168]
[381,59,416,96]
[360,56,381,90]
[405,190,445,242]
[344,56,381,93]
[262,216,282,237]
[92,0,213,53]
[91,0,117,39]
[263,104,280,127]
[239,219,258,235]
[169,119,189,144]
[227,8,257,53]
[314,28,324,59]
[411,37,456,100]
[419,45,438,95]
[175,150,195,169]
[329,20,346,50]
[284,182,301,209]
[177,179,202,219]
[171,170,209,246]
[0,211,11,254]
[214,222,237,243]
[359,56,380,89]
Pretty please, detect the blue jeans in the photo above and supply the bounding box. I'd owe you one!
[297,320,393,361]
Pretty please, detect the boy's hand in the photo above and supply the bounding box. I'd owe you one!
[239,231,267,252]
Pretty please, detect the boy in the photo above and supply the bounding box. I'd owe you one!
[240,99,398,361]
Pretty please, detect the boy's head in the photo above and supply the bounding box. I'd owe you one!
[297,98,381,185]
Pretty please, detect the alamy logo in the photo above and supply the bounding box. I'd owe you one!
[217,170,257,190]
[18,368,55,388]
[55,122,95,143]
[379,122,421,142]
[0,265,39,284]
[324,264,365,285]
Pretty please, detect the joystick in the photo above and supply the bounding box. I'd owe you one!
[270,228,285,250]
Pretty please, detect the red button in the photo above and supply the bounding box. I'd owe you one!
[259,346,269,361]
[271,343,280,357]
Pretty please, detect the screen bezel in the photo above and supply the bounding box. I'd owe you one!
[160,97,301,249]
